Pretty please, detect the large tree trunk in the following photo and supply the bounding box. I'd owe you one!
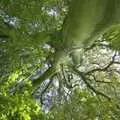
[62,0,120,49]
[32,0,120,88]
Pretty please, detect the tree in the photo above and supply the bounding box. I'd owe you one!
[31,0,120,87]
[0,0,120,119]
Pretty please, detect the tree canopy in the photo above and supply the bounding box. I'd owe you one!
[0,0,120,119]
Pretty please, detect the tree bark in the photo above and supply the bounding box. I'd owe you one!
[32,0,120,88]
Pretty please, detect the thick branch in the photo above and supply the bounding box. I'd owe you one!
[32,66,57,88]
[40,78,53,104]
[61,64,73,88]
[31,50,67,88]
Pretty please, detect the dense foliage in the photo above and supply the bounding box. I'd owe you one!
[0,0,120,120]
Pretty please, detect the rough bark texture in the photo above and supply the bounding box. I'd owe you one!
[32,0,120,88]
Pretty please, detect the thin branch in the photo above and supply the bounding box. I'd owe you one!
[86,53,117,75]
[70,66,111,101]
[91,74,113,84]
[70,65,120,109]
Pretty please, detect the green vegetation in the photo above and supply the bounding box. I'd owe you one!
[0,0,120,119]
